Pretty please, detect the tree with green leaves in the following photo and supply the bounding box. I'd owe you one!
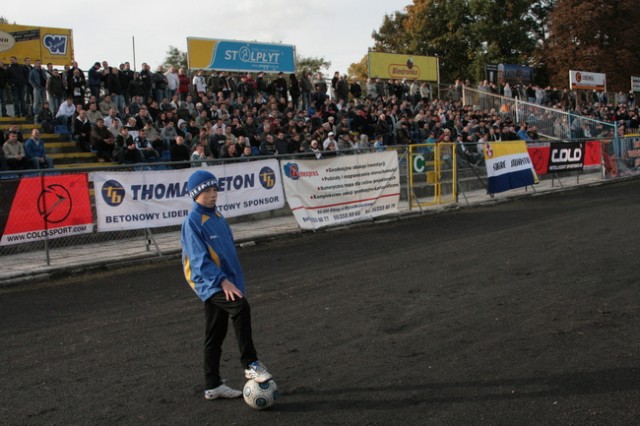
[296,55,331,74]
[163,46,188,70]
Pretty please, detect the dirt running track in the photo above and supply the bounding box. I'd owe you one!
[1,179,639,426]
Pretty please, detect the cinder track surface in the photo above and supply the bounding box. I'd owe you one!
[2,179,639,425]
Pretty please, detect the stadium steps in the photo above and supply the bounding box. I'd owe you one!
[1,116,102,168]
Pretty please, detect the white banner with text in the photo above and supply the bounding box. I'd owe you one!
[91,160,285,231]
[281,152,400,230]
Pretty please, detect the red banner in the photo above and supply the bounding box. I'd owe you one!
[0,174,94,246]
[527,141,601,175]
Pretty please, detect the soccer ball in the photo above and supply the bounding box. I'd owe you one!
[243,379,278,410]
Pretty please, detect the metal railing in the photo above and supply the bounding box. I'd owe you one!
[461,86,618,141]
[4,137,639,267]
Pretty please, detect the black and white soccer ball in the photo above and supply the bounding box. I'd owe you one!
[243,379,278,410]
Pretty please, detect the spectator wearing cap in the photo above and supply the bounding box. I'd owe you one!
[323,131,338,151]
[88,62,102,102]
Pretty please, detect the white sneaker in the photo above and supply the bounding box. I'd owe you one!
[244,361,272,383]
[204,383,242,400]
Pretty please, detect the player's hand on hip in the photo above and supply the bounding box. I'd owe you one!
[221,279,244,301]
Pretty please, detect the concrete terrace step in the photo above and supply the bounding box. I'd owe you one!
[0,122,41,131]
[46,141,77,150]
[0,116,30,123]
[55,162,119,169]
[49,152,95,160]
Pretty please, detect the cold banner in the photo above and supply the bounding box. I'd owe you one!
[282,151,400,230]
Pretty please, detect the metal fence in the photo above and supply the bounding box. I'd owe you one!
[461,86,618,141]
[3,137,640,267]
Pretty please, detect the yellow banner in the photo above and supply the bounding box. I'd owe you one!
[368,52,438,81]
[0,23,74,65]
[186,38,218,69]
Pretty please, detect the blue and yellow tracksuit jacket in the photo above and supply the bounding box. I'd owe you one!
[181,202,245,302]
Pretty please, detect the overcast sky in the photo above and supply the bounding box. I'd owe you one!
[3,0,410,73]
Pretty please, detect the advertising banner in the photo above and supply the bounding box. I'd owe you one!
[0,174,93,246]
[632,76,640,93]
[0,23,73,65]
[281,152,400,230]
[91,160,285,231]
[485,141,539,193]
[368,52,438,81]
[528,141,602,175]
[569,70,606,91]
[187,37,295,73]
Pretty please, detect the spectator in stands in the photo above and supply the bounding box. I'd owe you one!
[91,118,115,162]
[516,124,532,141]
[3,131,29,170]
[28,60,48,116]
[73,109,92,152]
[46,69,64,115]
[160,120,178,151]
[177,68,190,101]
[274,131,289,154]
[117,126,139,164]
[152,66,168,103]
[24,128,54,169]
[36,102,55,134]
[259,134,277,155]
[68,68,86,106]
[56,97,76,127]
[106,67,124,114]
[103,108,122,129]
[0,60,7,118]
[190,142,207,167]
[99,95,117,117]
[128,72,145,101]
[135,128,160,162]
[323,131,339,151]
[171,135,190,168]
[88,62,102,102]
[7,56,28,118]
[86,102,104,125]
[209,126,226,158]
[165,66,179,101]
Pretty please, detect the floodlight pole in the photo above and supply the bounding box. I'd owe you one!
[132,36,137,71]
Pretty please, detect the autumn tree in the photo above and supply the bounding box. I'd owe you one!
[347,55,368,80]
[369,0,553,83]
[541,0,640,91]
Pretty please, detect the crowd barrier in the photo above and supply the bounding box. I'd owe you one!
[2,137,638,266]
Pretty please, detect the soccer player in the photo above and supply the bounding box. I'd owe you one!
[181,170,272,400]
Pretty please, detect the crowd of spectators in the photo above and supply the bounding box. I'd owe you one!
[1,57,639,171]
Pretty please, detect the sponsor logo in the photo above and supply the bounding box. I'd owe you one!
[388,63,420,79]
[551,147,582,163]
[225,44,281,65]
[0,30,16,52]
[37,184,72,223]
[484,143,494,159]
[101,180,126,206]
[258,167,277,189]
[43,33,68,55]
[282,163,319,180]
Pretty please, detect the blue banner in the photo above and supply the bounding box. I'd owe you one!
[209,40,296,73]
